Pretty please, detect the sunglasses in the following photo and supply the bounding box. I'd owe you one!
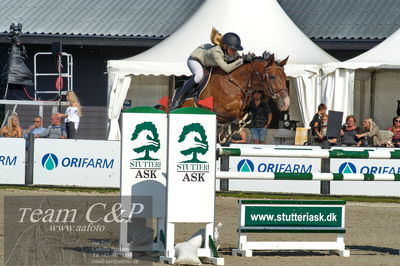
[395,120,400,123]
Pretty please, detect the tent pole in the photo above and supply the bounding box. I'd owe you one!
[370,71,376,119]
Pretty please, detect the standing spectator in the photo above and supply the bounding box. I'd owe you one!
[356,118,393,147]
[57,91,82,139]
[24,115,45,137]
[36,114,66,139]
[0,114,22,137]
[387,116,400,147]
[340,115,363,146]
[248,90,272,144]
[309,103,327,138]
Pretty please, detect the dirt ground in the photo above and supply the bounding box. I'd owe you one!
[0,189,399,266]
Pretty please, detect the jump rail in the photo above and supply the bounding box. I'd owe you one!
[217,147,400,159]
[216,172,400,181]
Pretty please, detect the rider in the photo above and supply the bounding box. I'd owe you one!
[170,29,251,110]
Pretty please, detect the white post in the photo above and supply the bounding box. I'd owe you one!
[120,106,167,254]
[160,107,223,265]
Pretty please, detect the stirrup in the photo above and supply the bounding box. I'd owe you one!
[169,97,182,111]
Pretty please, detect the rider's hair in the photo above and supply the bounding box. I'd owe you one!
[210,27,222,47]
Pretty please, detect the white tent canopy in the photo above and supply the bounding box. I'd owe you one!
[322,27,400,129]
[107,0,339,140]
[323,27,400,74]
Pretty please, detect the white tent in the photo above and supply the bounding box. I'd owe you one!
[107,0,338,140]
[322,27,400,129]
[323,28,400,73]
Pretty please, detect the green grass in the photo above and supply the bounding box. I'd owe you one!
[1,186,399,203]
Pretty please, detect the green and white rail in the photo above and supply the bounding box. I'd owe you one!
[216,171,400,181]
[217,147,400,159]
[217,146,400,181]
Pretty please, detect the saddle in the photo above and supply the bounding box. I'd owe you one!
[184,68,211,102]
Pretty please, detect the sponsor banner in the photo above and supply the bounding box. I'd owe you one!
[228,144,321,174]
[33,139,120,187]
[167,108,216,223]
[0,138,25,184]
[231,157,320,173]
[244,205,344,228]
[120,108,167,218]
[4,195,152,265]
[332,159,400,174]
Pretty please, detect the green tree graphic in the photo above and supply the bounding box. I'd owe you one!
[131,121,160,160]
[178,123,209,163]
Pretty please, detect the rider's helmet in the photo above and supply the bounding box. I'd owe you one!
[221,32,243,51]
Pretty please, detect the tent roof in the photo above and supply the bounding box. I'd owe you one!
[108,0,338,78]
[323,27,400,73]
[278,0,400,41]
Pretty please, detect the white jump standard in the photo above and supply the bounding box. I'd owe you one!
[160,107,224,265]
[120,107,167,254]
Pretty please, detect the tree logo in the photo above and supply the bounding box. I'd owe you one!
[41,153,59,170]
[131,121,160,160]
[178,123,209,163]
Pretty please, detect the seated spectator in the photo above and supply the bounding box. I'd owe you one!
[36,114,67,139]
[356,118,393,147]
[315,114,337,145]
[340,115,362,146]
[387,116,400,147]
[230,129,247,144]
[0,114,22,137]
[24,115,46,138]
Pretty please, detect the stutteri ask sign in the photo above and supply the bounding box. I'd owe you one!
[166,107,216,223]
[240,200,345,231]
[233,199,349,257]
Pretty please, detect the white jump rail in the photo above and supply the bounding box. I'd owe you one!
[216,171,400,181]
[217,146,400,159]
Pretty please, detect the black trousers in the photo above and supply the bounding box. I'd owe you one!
[66,122,76,139]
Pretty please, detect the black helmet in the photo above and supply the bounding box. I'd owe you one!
[221,32,243,51]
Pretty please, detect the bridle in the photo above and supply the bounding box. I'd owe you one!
[249,60,287,99]
[226,58,288,112]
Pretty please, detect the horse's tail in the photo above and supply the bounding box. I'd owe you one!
[210,27,222,46]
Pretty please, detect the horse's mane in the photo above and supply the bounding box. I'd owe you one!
[244,51,283,65]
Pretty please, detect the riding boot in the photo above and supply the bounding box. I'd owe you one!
[170,76,197,110]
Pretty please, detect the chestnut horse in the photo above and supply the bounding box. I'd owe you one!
[181,52,290,142]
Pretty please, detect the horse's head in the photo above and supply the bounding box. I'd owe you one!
[250,52,290,111]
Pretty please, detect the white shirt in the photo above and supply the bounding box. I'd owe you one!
[65,106,80,130]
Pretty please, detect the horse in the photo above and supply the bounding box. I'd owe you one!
[181,51,290,142]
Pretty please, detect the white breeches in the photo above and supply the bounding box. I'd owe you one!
[187,58,203,84]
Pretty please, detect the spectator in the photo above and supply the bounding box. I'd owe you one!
[248,90,272,144]
[230,129,247,144]
[309,103,327,138]
[356,118,393,147]
[36,114,66,139]
[387,116,400,147]
[0,114,22,137]
[340,115,363,146]
[315,114,337,145]
[24,115,45,137]
[57,91,81,139]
